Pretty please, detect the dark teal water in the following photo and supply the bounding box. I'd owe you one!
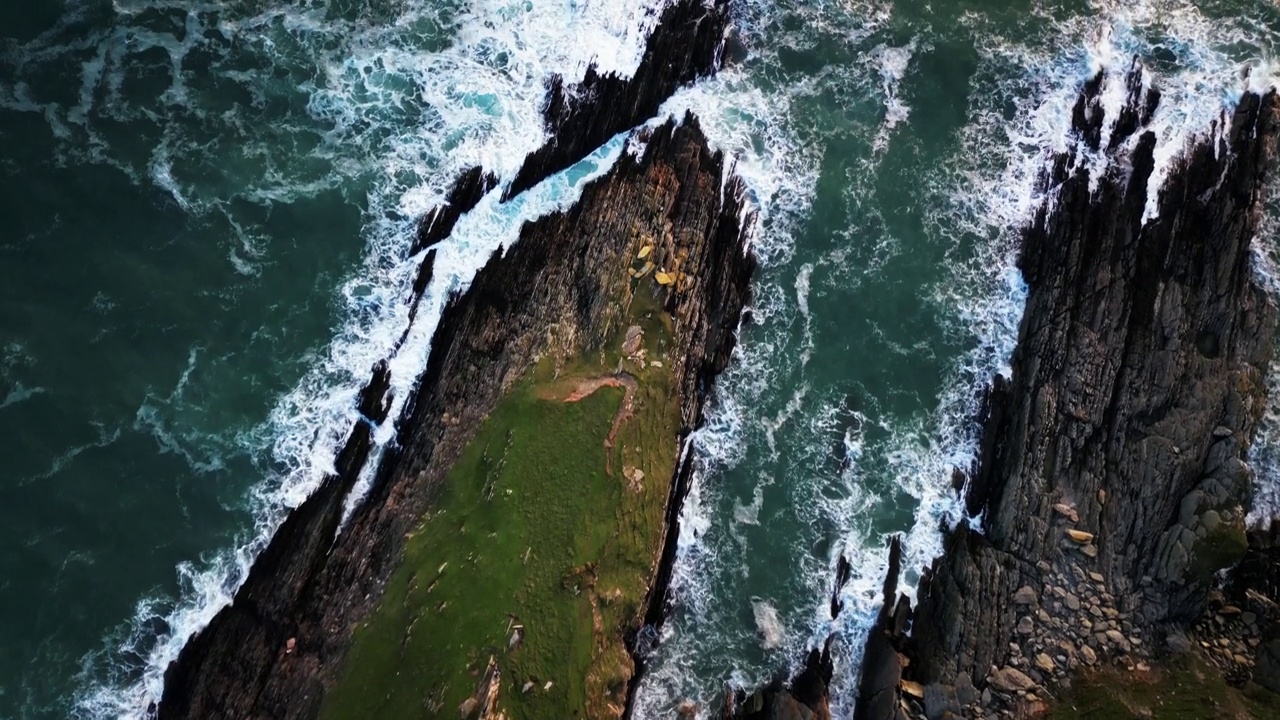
[0,3,380,716]
[3,1,1280,719]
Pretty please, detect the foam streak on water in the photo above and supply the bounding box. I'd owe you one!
[21,1,677,717]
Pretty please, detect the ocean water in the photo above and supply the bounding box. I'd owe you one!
[2,1,1279,719]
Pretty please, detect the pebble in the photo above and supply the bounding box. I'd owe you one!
[1017,616,1035,635]
[1105,630,1132,652]
[989,667,1036,693]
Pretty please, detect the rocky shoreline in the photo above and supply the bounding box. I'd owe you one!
[848,65,1280,719]
[156,2,747,717]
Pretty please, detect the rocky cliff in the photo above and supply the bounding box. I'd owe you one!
[851,64,1280,719]
[160,112,754,719]
[156,3,748,715]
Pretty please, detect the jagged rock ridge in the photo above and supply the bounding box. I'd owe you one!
[156,3,744,715]
[852,63,1280,719]
[158,114,754,719]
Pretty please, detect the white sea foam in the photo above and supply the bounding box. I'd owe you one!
[795,262,815,366]
[872,40,917,153]
[0,382,46,411]
[50,0,677,717]
[752,599,786,650]
[732,481,766,526]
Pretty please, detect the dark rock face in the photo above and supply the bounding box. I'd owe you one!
[1228,521,1280,694]
[157,362,394,720]
[848,64,1280,717]
[412,165,497,255]
[503,0,732,200]
[854,538,907,720]
[158,115,754,720]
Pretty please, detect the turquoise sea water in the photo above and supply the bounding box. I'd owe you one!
[3,1,1280,718]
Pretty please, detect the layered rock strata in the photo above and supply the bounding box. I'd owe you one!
[853,64,1280,719]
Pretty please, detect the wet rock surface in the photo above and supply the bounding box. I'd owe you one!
[158,111,755,718]
[846,63,1280,719]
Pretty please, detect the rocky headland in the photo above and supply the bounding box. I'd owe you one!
[848,65,1280,719]
[156,2,751,718]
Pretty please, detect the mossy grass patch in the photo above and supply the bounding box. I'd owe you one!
[1050,653,1280,719]
[321,287,681,720]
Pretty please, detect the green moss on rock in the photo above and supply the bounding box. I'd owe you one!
[1191,521,1250,580]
